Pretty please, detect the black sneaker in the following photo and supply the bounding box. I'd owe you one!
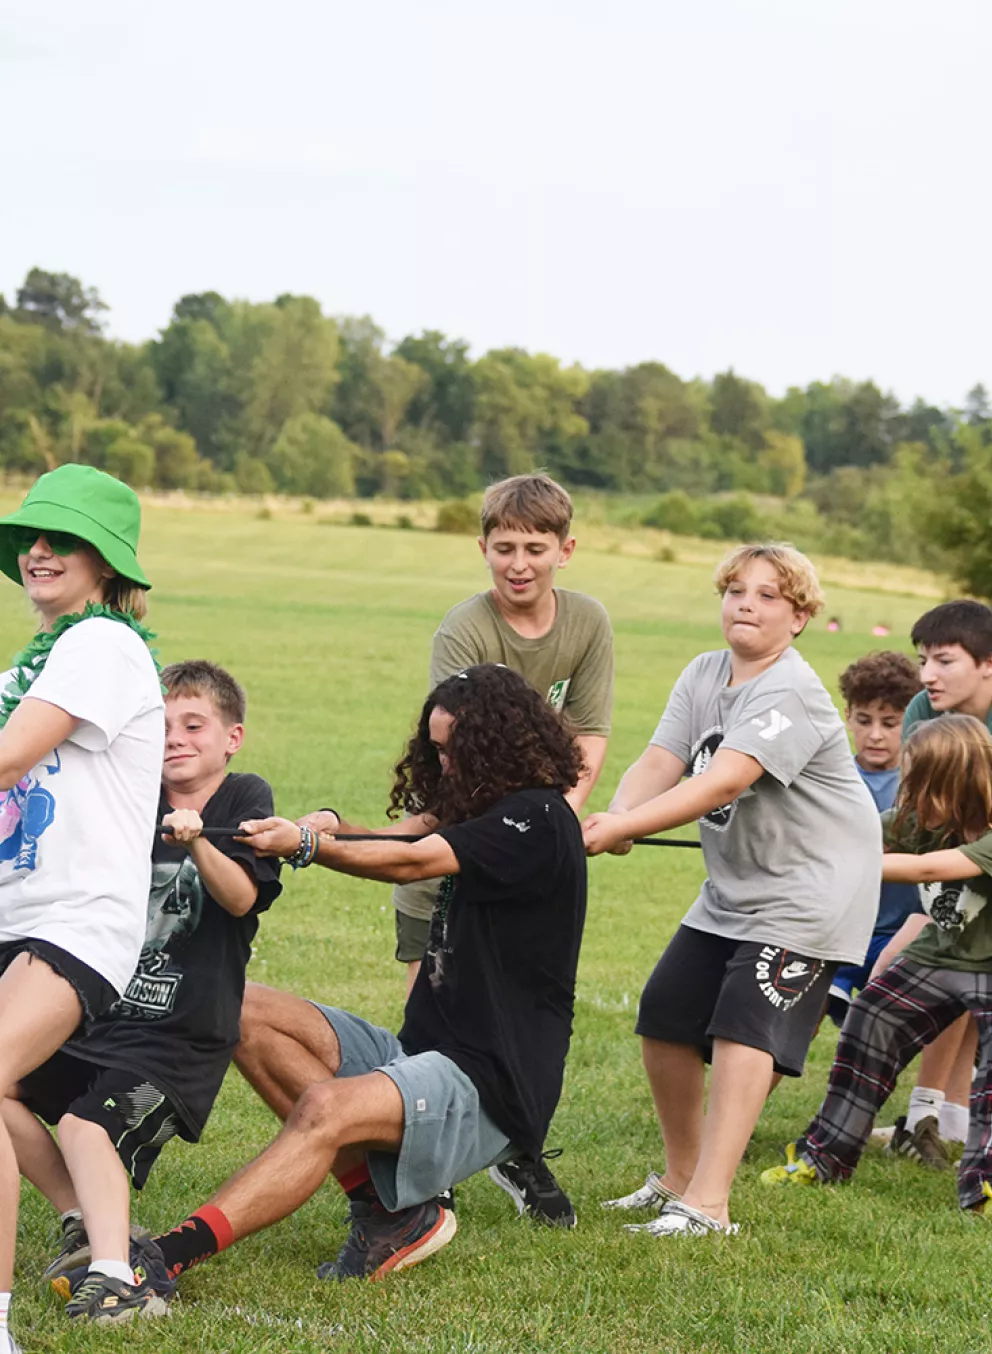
[488,1149,577,1228]
[434,1187,456,1213]
[887,1114,950,1171]
[130,1234,176,1300]
[42,1215,89,1282]
[316,1199,457,1281]
[65,1271,170,1323]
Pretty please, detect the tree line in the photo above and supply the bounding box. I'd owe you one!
[2,268,991,591]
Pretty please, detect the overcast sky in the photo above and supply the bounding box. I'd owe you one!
[2,0,989,406]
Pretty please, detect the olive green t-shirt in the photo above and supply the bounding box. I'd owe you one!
[429,589,613,737]
[881,809,992,971]
[394,588,614,922]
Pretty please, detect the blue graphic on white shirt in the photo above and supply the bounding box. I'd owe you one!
[0,751,60,876]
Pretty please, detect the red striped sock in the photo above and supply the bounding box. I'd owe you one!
[337,1162,379,1205]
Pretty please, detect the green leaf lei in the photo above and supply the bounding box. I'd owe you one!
[0,602,160,730]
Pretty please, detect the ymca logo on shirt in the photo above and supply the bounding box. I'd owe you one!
[750,709,793,741]
[691,727,736,831]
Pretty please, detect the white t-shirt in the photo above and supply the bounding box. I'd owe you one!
[0,617,165,993]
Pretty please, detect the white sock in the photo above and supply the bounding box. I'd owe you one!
[88,1259,136,1285]
[0,1291,10,1332]
[939,1099,970,1144]
[906,1086,945,1132]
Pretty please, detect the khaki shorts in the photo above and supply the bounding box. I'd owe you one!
[394,910,431,964]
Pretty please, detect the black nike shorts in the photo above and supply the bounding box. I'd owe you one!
[18,1051,181,1189]
[635,924,836,1077]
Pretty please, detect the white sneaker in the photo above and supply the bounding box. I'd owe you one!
[870,1124,896,1145]
[0,1332,23,1354]
[601,1171,681,1211]
[624,1200,740,1237]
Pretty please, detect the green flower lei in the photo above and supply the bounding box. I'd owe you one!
[0,602,160,730]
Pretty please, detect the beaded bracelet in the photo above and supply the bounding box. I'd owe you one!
[287,824,319,870]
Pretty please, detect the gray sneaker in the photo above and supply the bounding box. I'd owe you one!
[43,1214,89,1282]
[44,1219,152,1283]
[887,1115,947,1169]
[601,1171,681,1211]
[886,1115,950,1171]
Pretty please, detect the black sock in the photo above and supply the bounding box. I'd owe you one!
[153,1205,233,1279]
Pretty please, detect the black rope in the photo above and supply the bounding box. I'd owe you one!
[160,824,701,849]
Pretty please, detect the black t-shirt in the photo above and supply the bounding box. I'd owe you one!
[65,773,282,1139]
[398,788,587,1159]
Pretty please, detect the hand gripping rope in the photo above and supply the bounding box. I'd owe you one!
[159,825,701,849]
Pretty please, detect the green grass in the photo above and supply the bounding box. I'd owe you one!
[0,506,979,1353]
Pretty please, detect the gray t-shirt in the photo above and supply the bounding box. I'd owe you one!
[650,647,880,963]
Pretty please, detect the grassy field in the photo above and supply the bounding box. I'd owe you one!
[0,501,981,1354]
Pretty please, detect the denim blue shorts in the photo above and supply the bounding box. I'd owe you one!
[311,1003,514,1210]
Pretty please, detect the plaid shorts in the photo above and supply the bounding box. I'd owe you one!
[803,957,992,1209]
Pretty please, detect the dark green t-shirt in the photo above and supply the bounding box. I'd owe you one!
[881,808,992,971]
[903,690,992,738]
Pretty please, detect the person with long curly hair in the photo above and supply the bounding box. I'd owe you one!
[136,664,587,1295]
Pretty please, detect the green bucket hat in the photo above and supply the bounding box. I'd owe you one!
[0,465,151,590]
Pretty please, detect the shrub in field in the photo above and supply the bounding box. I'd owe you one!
[641,491,700,534]
[350,510,373,526]
[435,499,479,534]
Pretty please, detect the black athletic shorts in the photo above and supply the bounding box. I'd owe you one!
[635,925,836,1077]
[0,938,117,1028]
[19,1051,181,1190]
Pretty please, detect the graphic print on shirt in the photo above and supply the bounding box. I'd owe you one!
[110,858,204,1020]
[690,726,736,831]
[919,878,988,933]
[0,751,60,877]
[547,678,571,711]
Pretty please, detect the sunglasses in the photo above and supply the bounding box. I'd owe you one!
[9,528,86,557]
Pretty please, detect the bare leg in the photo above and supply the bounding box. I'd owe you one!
[58,1116,130,1264]
[917,1013,971,1090]
[641,1037,705,1195]
[946,1017,979,1108]
[211,1072,403,1242]
[2,1095,77,1213]
[234,983,342,1121]
[0,954,84,1289]
[680,1039,776,1226]
[405,961,421,998]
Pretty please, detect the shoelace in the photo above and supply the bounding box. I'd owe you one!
[69,1276,113,1307]
[524,1150,565,1195]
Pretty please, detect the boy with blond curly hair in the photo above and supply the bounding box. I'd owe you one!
[585,543,880,1238]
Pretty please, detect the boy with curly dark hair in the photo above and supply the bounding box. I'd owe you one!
[826,651,923,1024]
[135,665,587,1292]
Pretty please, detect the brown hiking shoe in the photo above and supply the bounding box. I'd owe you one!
[886,1114,950,1170]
